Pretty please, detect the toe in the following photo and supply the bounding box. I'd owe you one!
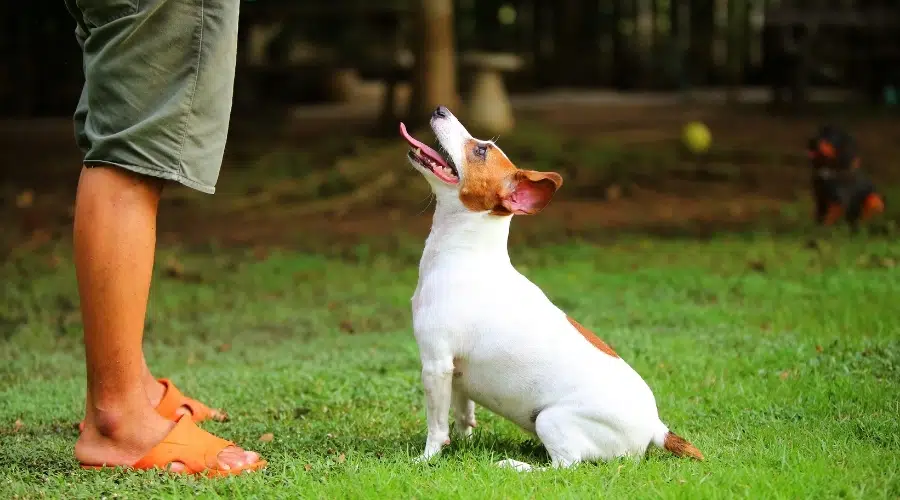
[216,445,259,470]
[167,461,187,473]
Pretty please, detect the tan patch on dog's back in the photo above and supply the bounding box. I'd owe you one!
[457,139,518,215]
[566,316,619,358]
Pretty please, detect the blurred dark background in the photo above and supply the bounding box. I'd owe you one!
[2,0,900,254]
[5,0,900,117]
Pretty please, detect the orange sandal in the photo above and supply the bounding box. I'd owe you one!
[152,378,225,423]
[80,416,267,476]
[78,379,226,432]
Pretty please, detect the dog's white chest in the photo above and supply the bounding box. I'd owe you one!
[414,264,584,425]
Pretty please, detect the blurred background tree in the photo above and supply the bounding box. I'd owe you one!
[5,0,899,119]
[410,0,459,120]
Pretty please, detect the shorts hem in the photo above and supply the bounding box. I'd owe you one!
[84,160,216,194]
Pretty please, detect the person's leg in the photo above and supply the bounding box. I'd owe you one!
[66,0,258,472]
[141,357,168,407]
[73,165,165,467]
[72,166,256,470]
[79,354,225,432]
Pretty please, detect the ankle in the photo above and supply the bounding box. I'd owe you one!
[88,406,142,439]
[75,401,174,467]
[85,392,156,439]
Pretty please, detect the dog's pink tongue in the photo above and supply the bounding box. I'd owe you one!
[399,122,450,169]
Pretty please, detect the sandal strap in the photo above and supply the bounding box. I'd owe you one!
[132,416,235,473]
[155,378,213,421]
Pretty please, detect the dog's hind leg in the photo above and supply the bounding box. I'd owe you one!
[494,408,592,472]
[533,408,591,468]
[495,407,632,472]
[535,406,635,469]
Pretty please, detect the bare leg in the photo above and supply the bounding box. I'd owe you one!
[141,356,167,406]
[73,166,255,470]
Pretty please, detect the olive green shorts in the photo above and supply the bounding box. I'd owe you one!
[64,0,240,193]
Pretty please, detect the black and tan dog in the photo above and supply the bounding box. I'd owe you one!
[807,125,884,231]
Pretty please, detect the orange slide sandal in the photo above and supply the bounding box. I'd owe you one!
[78,379,225,432]
[81,416,267,476]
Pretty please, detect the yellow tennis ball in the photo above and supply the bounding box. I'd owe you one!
[682,121,711,154]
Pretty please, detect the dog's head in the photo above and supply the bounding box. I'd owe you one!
[400,106,562,216]
[807,124,859,173]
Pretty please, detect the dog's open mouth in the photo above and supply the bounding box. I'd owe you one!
[400,122,459,184]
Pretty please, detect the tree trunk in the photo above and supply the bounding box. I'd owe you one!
[726,0,744,101]
[411,0,458,121]
[552,0,581,86]
[689,0,715,86]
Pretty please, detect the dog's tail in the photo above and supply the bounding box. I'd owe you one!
[653,425,704,461]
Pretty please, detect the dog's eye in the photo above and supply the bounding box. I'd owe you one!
[474,144,488,159]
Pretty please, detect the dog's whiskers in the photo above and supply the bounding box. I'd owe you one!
[415,193,436,216]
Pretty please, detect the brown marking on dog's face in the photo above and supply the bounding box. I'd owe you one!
[818,140,836,159]
[457,138,562,215]
[566,316,619,358]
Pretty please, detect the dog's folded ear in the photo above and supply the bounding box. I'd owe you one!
[500,170,563,215]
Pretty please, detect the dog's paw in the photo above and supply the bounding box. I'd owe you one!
[414,449,442,464]
[415,438,450,463]
[495,459,534,472]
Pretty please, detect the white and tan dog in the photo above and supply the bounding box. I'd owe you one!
[400,106,704,471]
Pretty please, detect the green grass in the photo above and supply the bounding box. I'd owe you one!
[2,232,899,499]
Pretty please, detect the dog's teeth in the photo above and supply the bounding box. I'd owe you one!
[415,148,421,156]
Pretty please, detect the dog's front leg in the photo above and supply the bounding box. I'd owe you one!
[451,386,476,438]
[417,357,454,462]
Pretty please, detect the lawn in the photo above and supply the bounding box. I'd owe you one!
[1,228,898,499]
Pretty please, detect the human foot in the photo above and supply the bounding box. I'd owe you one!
[78,378,226,432]
[76,410,263,474]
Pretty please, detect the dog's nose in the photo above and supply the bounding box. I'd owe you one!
[433,106,449,119]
